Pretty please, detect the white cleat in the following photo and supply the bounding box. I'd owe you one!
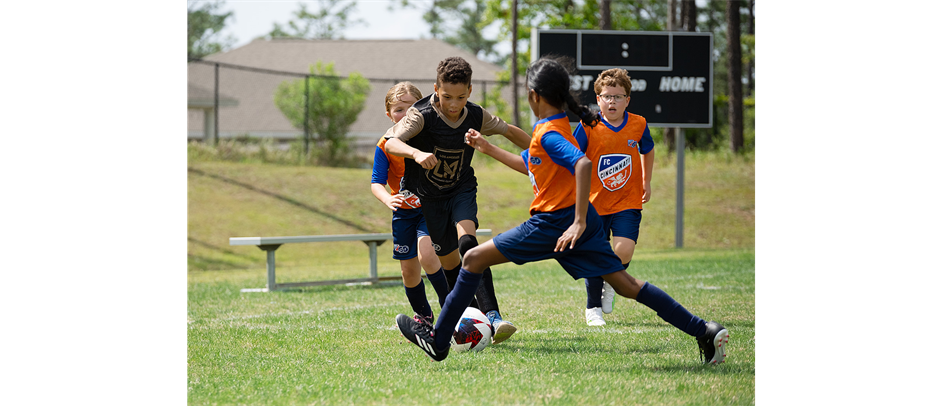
[601,281,615,314]
[585,307,606,326]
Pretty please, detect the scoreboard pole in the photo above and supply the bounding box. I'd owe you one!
[676,129,684,248]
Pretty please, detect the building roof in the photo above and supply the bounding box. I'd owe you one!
[202,38,506,82]
[187,38,516,150]
[187,83,238,109]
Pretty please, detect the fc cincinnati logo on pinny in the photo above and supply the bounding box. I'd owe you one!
[597,153,631,192]
[400,189,421,209]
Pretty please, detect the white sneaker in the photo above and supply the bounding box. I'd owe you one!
[601,281,615,314]
[585,307,606,326]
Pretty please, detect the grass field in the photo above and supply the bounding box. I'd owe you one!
[188,151,754,405]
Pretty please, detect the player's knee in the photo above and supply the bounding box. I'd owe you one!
[400,260,421,278]
[458,234,478,256]
[460,247,486,274]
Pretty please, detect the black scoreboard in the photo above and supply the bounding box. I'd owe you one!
[533,29,713,128]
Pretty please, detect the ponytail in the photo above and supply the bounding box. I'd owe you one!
[528,56,599,128]
[565,92,599,128]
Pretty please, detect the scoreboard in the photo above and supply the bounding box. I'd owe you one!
[533,29,713,128]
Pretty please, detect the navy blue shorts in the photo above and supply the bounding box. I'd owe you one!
[492,204,624,280]
[600,209,642,242]
[391,207,430,260]
[419,187,479,256]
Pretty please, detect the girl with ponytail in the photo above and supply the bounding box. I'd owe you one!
[395,57,730,366]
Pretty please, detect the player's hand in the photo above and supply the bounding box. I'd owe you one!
[555,221,586,252]
[413,151,438,169]
[642,183,652,203]
[384,194,405,211]
[465,129,489,152]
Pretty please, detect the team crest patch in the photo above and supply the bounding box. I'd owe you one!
[401,189,421,208]
[427,147,465,190]
[393,244,410,254]
[529,156,542,165]
[597,153,632,192]
[433,243,441,252]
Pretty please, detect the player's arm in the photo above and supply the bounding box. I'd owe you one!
[384,138,438,170]
[536,130,589,251]
[639,124,655,203]
[369,146,404,210]
[641,149,654,203]
[371,183,404,211]
[382,109,438,169]
[501,124,532,150]
[465,129,527,174]
[556,156,591,252]
[481,109,531,149]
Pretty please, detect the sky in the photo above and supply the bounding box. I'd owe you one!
[216,0,447,48]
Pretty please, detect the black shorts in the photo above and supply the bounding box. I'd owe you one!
[420,187,480,256]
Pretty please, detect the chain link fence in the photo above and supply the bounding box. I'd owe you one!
[187,59,525,161]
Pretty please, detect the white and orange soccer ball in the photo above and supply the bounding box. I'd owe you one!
[450,307,494,352]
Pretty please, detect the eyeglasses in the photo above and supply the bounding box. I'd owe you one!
[599,94,628,103]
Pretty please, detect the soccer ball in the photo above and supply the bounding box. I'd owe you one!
[450,307,494,352]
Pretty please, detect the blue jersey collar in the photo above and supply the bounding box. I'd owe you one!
[533,112,569,131]
[599,110,630,132]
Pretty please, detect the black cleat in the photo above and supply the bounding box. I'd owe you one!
[697,321,730,365]
[396,313,449,361]
[413,313,434,330]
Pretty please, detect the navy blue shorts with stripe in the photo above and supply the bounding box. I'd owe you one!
[391,207,430,260]
[492,204,624,280]
[600,209,642,242]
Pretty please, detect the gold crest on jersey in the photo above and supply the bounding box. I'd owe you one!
[427,146,465,189]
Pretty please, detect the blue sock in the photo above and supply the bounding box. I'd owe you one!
[434,268,482,350]
[425,268,450,308]
[635,282,706,337]
[585,277,603,308]
[404,280,432,319]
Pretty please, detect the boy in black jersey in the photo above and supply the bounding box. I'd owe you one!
[384,56,530,344]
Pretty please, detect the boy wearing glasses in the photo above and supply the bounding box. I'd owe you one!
[572,68,655,326]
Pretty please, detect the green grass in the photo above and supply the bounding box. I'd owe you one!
[188,249,754,405]
[188,150,754,404]
[188,151,754,279]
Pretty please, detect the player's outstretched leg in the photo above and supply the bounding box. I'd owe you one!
[603,271,729,365]
[459,234,517,344]
[396,313,449,361]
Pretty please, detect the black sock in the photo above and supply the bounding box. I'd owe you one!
[585,276,603,308]
[425,267,450,308]
[404,279,432,318]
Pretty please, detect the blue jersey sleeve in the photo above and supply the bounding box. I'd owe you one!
[541,131,585,175]
[572,123,588,152]
[371,146,389,184]
[639,124,654,155]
